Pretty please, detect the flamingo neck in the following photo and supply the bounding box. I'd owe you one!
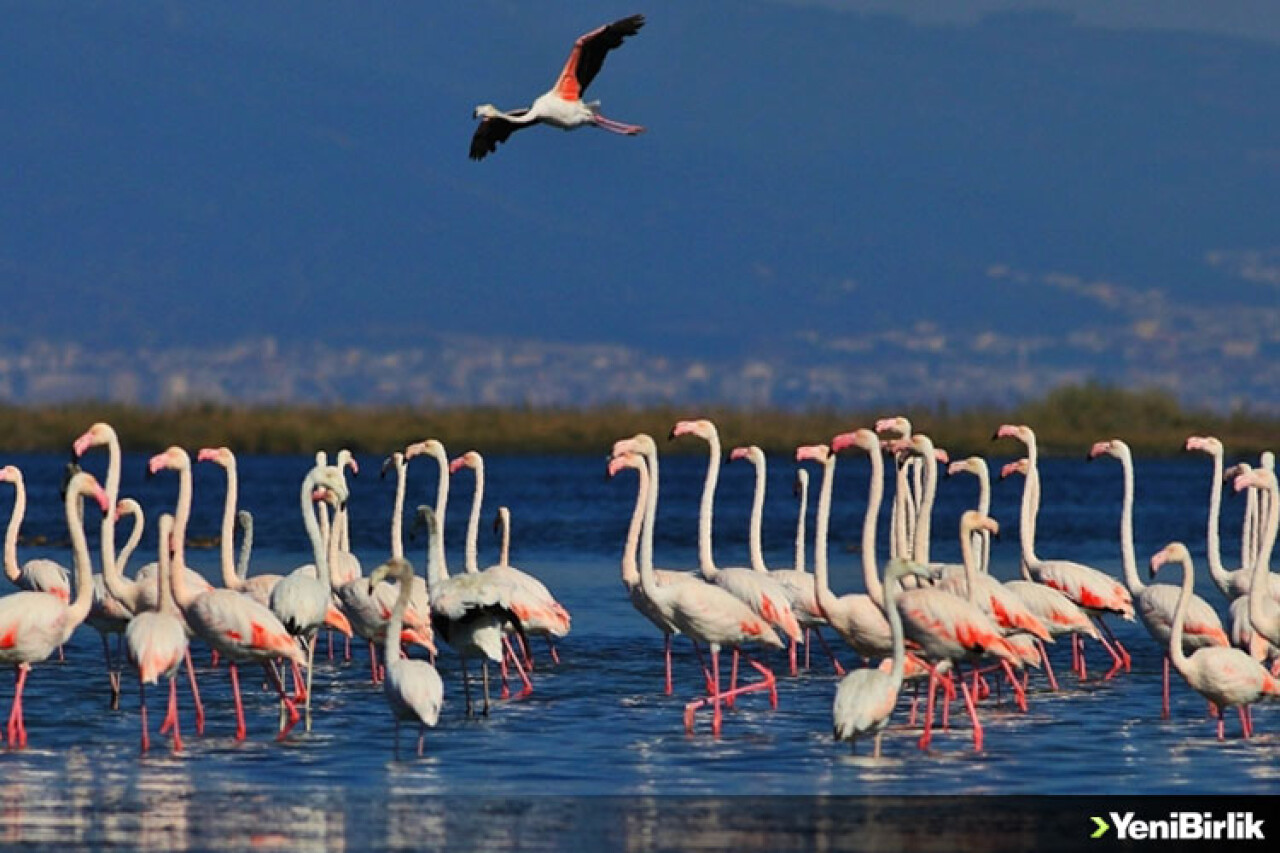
[301,472,328,589]
[1200,449,1231,591]
[64,487,94,626]
[432,451,451,579]
[390,458,406,561]
[1018,461,1043,575]
[156,517,175,616]
[634,463,661,601]
[975,464,992,573]
[793,474,808,574]
[463,461,484,574]
[2,474,23,582]
[497,508,510,567]
[384,567,414,667]
[170,462,192,576]
[217,462,242,590]
[747,457,767,572]
[1247,481,1279,634]
[861,444,885,607]
[911,445,938,565]
[958,521,981,605]
[99,430,121,591]
[811,455,841,618]
[1115,451,1145,595]
[885,572,908,686]
[620,473,645,588]
[891,458,912,561]
[695,430,721,578]
[236,512,252,582]
[1168,553,1194,673]
[116,506,144,578]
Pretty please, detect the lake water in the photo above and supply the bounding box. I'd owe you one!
[0,446,1275,849]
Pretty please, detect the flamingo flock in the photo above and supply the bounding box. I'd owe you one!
[0,416,1275,760]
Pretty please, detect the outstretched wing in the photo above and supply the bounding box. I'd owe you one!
[469,110,538,161]
[554,14,645,101]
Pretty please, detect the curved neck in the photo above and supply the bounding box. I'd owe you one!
[620,475,645,587]
[3,475,25,582]
[102,505,143,611]
[1201,449,1231,589]
[301,473,329,590]
[384,568,415,662]
[634,463,660,601]
[99,430,122,592]
[1247,481,1279,632]
[912,449,937,565]
[886,572,908,685]
[64,488,94,625]
[696,432,721,577]
[958,522,981,604]
[793,474,808,573]
[217,461,242,590]
[464,462,484,574]
[811,455,841,618]
[747,457,767,572]
[1169,554,1194,672]
[1115,452,1144,595]
[861,446,885,606]
[1018,466,1043,576]
[116,507,144,578]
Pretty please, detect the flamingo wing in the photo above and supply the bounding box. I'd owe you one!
[555,14,645,100]
[469,110,538,161]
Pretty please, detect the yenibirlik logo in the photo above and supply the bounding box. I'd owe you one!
[1091,812,1265,841]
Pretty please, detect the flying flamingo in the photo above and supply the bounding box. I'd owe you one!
[610,433,705,695]
[150,446,306,741]
[367,555,443,757]
[833,558,934,757]
[269,464,354,732]
[0,471,107,747]
[1150,541,1279,739]
[449,450,571,666]
[994,424,1134,678]
[0,465,71,603]
[730,445,842,676]
[1089,439,1228,718]
[608,451,782,736]
[470,14,645,160]
[126,513,189,753]
[670,420,803,654]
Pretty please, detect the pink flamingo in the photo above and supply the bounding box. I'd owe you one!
[126,513,189,753]
[730,445,843,676]
[995,424,1134,678]
[608,451,782,736]
[150,446,306,740]
[833,558,935,756]
[1089,439,1228,718]
[1150,541,1280,739]
[896,511,1022,752]
[87,497,143,706]
[450,450,571,665]
[470,14,645,160]
[196,447,284,607]
[367,556,443,757]
[610,433,706,695]
[670,420,803,651]
[0,470,107,747]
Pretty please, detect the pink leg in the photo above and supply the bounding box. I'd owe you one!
[546,638,560,665]
[1038,640,1060,691]
[291,660,307,703]
[1095,619,1129,676]
[262,663,300,739]
[592,114,644,135]
[691,641,715,694]
[1162,657,1171,719]
[813,629,846,676]
[917,669,939,751]
[941,670,953,731]
[516,633,533,670]
[139,679,150,753]
[1217,707,1225,741]
[507,644,534,698]
[229,662,247,741]
[712,650,722,735]
[184,649,205,735]
[1000,661,1028,712]
[1239,706,1252,738]
[499,639,513,700]
[663,634,673,695]
[725,650,739,709]
[368,641,381,684]
[789,638,798,677]
[167,676,183,752]
[960,680,984,752]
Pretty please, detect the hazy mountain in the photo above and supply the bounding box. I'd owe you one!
[1,1,1276,408]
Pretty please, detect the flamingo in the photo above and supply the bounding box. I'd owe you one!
[0,470,107,747]
[946,456,993,573]
[1150,542,1279,739]
[449,450,571,665]
[150,446,306,741]
[832,558,934,757]
[469,14,645,160]
[730,445,842,676]
[608,451,782,736]
[269,464,354,732]
[994,423,1134,678]
[126,513,189,753]
[874,416,922,562]
[0,465,71,602]
[367,555,443,757]
[897,511,1022,752]
[669,419,803,651]
[1237,468,1280,651]
[1089,439,1228,718]
[87,496,143,705]
[610,433,706,695]
[197,447,284,607]
[73,421,208,726]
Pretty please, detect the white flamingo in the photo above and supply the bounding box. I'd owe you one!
[0,471,107,747]
[469,14,645,160]
[0,465,71,602]
[367,555,443,757]
[609,451,782,736]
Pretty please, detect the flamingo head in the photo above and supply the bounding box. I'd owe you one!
[369,556,414,590]
[795,444,831,464]
[830,429,877,455]
[72,422,116,459]
[669,419,715,442]
[380,452,404,480]
[404,439,447,464]
[883,557,936,587]
[115,497,142,521]
[960,510,999,539]
[999,458,1030,480]
[874,416,911,438]
[1234,467,1277,494]
[729,445,763,466]
[66,471,109,513]
[612,433,655,459]
[196,446,234,467]
[0,465,20,485]
[336,449,358,477]
[993,423,1033,444]
[607,451,644,479]
[448,451,482,475]
[473,104,501,120]
[408,505,437,541]
[147,446,190,478]
[1184,435,1222,456]
[1149,542,1190,578]
[309,465,349,508]
[947,456,987,479]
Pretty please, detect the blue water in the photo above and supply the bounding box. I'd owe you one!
[0,448,1275,848]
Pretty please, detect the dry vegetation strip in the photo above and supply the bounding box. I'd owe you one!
[0,385,1272,457]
